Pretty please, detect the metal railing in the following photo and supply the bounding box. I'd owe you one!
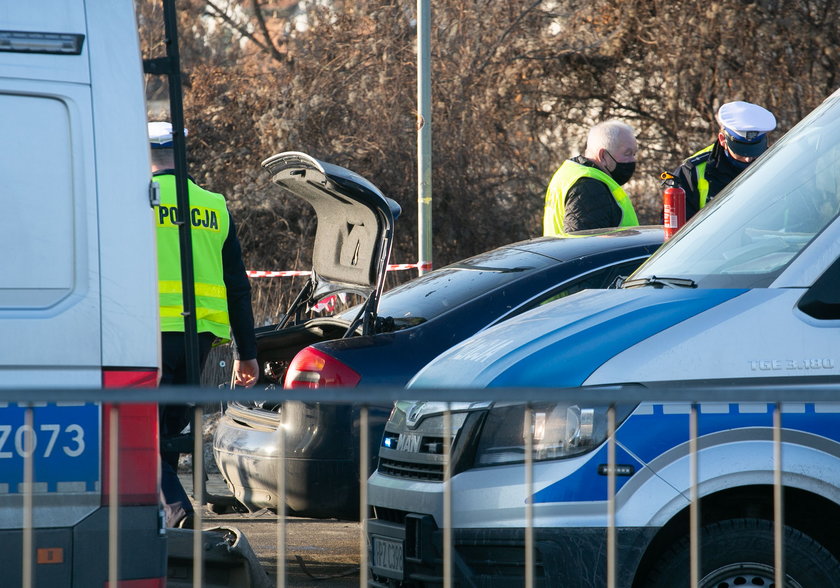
[3,376,840,587]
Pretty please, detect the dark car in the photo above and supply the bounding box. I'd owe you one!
[212,152,664,520]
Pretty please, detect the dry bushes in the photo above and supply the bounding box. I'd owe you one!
[138,0,840,326]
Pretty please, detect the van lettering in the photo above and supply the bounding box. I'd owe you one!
[750,358,837,371]
[452,338,515,363]
[0,423,85,459]
[396,433,422,453]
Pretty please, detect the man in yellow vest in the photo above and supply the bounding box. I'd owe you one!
[149,121,259,528]
[543,119,640,236]
[671,101,776,220]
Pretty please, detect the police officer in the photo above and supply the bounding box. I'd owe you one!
[543,119,640,236]
[149,121,259,528]
[672,101,776,220]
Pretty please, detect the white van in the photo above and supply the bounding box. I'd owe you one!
[0,1,164,585]
[368,88,840,587]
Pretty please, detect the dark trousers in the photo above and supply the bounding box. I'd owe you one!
[159,331,215,527]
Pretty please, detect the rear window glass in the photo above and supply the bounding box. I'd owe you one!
[339,246,553,326]
[0,94,76,307]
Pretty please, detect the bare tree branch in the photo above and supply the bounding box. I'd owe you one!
[204,0,274,59]
[251,0,285,62]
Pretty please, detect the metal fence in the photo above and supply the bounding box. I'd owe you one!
[4,377,840,587]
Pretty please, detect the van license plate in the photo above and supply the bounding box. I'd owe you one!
[372,536,403,577]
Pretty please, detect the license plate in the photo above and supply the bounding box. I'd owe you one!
[0,403,100,493]
[372,535,404,577]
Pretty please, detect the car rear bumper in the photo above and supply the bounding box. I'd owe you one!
[213,405,361,518]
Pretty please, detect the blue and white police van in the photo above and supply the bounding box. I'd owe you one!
[1,2,165,586]
[367,87,840,587]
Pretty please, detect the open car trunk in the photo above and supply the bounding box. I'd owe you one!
[247,151,400,389]
[213,153,399,519]
[252,319,352,386]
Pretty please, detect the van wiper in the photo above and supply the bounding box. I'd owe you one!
[622,275,697,289]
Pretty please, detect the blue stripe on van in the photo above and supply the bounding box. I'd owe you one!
[530,443,641,504]
[619,402,840,464]
[532,402,840,504]
[489,289,745,388]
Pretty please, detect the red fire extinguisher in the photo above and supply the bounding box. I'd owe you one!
[661,173,686,240]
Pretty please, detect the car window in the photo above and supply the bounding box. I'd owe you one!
[797,256,840,320]
[2,94,76,309]
[339,246,556,327]
[632,93,840,289]
[494,260,644,324]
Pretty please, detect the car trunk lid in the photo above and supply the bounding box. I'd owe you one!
[262,151,401,336]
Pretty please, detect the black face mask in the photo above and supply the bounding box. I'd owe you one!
[723,148,750,171]
[610,161,636,186]
[606,151,635,186]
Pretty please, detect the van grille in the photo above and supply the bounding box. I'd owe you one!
[378,457,444,481]
[372,506,410,524]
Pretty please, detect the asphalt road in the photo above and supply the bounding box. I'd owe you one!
[179,467,363,587]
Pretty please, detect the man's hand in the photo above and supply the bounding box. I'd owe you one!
[233,358,259,388]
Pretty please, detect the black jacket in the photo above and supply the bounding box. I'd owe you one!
[672,142,745,220]
[563,156,623,232]
[153,170,257,360]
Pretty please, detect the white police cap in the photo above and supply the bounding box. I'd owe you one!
[147,121,188,149]
[715,101,776,157]
[716,101,776,137]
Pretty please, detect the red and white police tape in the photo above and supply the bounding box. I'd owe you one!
[247,262,432,278]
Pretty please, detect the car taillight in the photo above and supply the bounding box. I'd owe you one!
[102,368,160,506]
[284,347,361,388]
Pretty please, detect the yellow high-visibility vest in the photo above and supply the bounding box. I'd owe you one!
[686,144,714,209]
[154,174,231,341]
[543,159,639,236]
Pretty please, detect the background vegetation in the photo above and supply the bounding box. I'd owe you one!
[137,0,840,332]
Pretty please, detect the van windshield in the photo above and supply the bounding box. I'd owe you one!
[631,91,840,289]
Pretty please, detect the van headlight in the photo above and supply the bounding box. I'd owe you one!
[474,403,629,466]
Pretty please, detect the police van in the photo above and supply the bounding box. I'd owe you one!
[367,87,840,587]
[0,1,165,585]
